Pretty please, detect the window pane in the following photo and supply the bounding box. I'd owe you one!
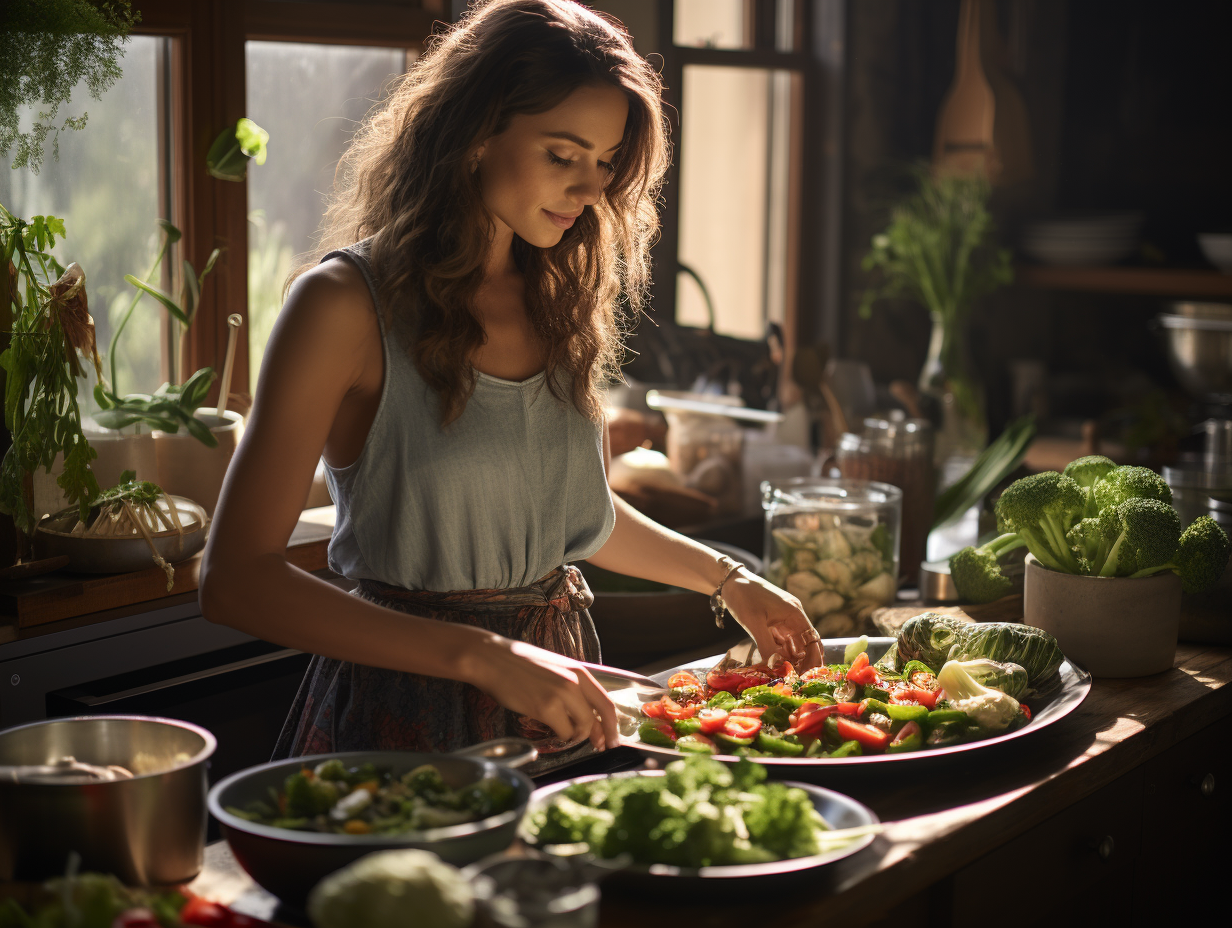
[676,65,794,341]
[245,42,409,386]
[674,0,750,50]
[0,36,170,400]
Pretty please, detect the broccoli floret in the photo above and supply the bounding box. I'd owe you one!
[402,764,447,796]
[936,660,1020,733]
[742,782,826,859]
[1098,498,1181,578]
[663,756,732,797]
[949,532,1026,603]
[1131,515,1231,593]
[1091,465,1172,512]
[1063,455,1117,517]
[283,771,339,817]
[313,759,349,782]
[994,471,1085,573]
[1066,516,1107,575]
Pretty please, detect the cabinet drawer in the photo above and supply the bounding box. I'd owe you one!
[950,767,1144,926]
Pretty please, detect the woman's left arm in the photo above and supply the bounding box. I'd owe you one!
[586,489,823,670]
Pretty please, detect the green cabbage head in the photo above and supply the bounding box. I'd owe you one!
[307,849,474,928]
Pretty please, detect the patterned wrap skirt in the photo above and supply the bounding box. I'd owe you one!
[271,566,601,776]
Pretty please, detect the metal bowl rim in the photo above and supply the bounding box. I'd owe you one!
[0,713,217,780]
[626,637,1092,766]
[208,749,533,847]
[522,769,879,878]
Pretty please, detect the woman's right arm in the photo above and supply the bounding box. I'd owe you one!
[198,263,617,749]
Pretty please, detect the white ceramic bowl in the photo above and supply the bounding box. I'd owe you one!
[1198,233,1232,273]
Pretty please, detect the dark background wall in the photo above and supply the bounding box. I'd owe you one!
[838,0,1232,447]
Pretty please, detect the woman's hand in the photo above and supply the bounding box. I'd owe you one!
[720,569,824,671]
[462,634,619,751]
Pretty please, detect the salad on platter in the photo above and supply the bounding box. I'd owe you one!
[224,760,517,835]
[631,614,1066,759]
[522,755,877,869]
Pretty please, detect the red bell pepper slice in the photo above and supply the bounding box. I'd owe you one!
[846,652,882,687]
[771,682,796,698]
[834,716,891,751]
[891,685,940,710]
[696,707,730,733]
[731,705,768,719]
[721,715,763,740]
[800,664,841,684]
[784,701,861,736]
[1020,703,1032,722]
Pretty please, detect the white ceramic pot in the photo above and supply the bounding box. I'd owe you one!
[1022,553,1181,677]
[84,419,159,489]
[153,410,244,516]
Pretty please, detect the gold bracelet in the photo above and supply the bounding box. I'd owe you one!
[709,556,743,629]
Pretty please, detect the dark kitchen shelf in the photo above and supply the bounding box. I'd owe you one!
[1015,264,1232,298]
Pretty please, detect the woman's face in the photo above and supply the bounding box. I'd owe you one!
[475,82,629,249]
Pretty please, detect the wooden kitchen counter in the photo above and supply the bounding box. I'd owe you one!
[196,637,1232,927]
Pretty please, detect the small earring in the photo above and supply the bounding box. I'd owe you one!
[470,154,482,174]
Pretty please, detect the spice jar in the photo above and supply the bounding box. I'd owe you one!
[835,416,934,586]
[761,478,902,637]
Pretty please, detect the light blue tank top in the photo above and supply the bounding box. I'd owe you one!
[321,240,616,591]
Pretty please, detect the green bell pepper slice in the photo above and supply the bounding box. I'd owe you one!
[797,680,837,699]
[676,734,717,754]
[755,730,805,757]
[861,697,928,724]
[926,708,970,727]
[828,740,863,758]
[637,719,676,748]
[885,721,923,754]
[672,718,702,736]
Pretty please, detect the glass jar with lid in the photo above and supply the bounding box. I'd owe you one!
[761,477,902,638]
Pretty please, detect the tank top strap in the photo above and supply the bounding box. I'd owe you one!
[321,237,388,340]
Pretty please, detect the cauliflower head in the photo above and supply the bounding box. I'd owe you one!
[307,849,474,928]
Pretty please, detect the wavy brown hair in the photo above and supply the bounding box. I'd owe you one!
[292,0,670,424]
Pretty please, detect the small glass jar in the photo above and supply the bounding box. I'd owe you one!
[469,853,600,928]
[761,477,902,637]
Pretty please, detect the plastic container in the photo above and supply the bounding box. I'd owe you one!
[761,478,902,637]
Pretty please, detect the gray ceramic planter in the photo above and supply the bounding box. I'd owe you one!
[1022,554,1181,677]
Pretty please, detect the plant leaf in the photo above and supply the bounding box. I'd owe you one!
[123,274,190,326]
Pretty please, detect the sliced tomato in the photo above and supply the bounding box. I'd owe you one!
[1020,703,1032,722]
[800,664,840,684]
[730,705,768,718]
[668,671,701,689]
[721,715,762,740]
[179,898,233,927]
[771,682,796,698]
[696,707,730,733]
[845,652,882,687]
[706,667,772,694]
[114,910,161,928]
[640,698,668,719]
[663,697,699,721]
[834,716,892,751]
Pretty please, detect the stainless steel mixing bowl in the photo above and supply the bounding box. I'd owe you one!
[1158,302,1232,398]
[0,715,216,885]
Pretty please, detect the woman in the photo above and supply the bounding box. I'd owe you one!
[199,0,821,767]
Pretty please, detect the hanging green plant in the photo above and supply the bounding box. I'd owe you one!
[0,0,140,173]
[0,205,102,538]
[206,117,270,182]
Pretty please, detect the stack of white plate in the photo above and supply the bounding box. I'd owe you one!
[1020,212,1143,266]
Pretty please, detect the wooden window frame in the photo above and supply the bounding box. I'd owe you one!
[130,0,440,403]
[653,0,847,379]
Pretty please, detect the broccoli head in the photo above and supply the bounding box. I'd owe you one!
[950,532,1026,603]
[994,471,1085,573]
[1063,455,1117,517]
[1091,465,1172,512]
[284,770,339,817]
[1131,515,1231,593]
[1098,498,1181,578]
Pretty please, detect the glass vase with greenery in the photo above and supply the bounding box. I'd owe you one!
[860,169,1013,473]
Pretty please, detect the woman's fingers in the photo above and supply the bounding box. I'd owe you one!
[573,665,619,747]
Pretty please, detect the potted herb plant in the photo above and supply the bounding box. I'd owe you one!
[0,207,102,553]
[860,169,1013,474]
[951,455,1231,676]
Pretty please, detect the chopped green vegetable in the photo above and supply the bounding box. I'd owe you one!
[950,532,1026,603]
[843,635,869,663]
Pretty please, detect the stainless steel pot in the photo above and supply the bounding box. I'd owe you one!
[0,715,216,885]
[207,738,537,909]
[1157,302,1232,398]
